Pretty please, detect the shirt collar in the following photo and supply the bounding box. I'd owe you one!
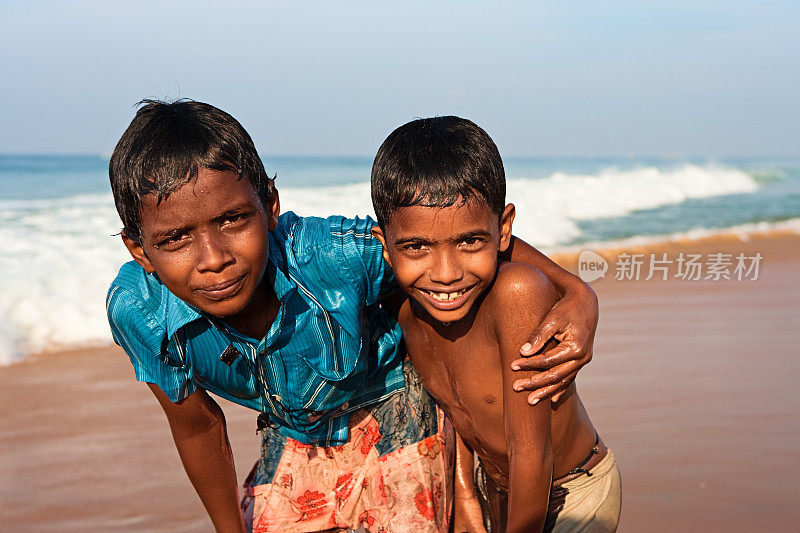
[163,283,203,339]
[268,229,297,302]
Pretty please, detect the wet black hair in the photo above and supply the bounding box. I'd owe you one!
[109,99,274,242]
[370,116,505,228]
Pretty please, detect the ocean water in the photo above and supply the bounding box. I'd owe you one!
[1,154,799,364]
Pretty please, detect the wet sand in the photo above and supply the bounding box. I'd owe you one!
[555,232,800,531]
[1,232,798,531]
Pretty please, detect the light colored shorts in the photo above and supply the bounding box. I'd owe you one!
[476,449,622,532]
[547,450,622,533]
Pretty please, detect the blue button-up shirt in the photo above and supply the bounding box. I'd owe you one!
[106,212,404,445]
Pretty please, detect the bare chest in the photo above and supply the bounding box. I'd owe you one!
[401,319,508,455]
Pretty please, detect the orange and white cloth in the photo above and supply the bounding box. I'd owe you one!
[241,362,454,532]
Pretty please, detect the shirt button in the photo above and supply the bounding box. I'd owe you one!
[340,402,349,411]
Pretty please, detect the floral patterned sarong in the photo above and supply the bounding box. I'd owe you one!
[241,361,454,532]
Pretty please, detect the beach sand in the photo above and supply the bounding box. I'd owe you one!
[1,232,798,531]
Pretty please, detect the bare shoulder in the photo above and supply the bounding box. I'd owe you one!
[489,262,559,343]
[492,262,559,315]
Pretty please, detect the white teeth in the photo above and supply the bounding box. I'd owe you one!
[429,290,465,301]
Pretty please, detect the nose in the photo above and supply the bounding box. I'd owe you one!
[428,249,463,285]
[195,231,234,273]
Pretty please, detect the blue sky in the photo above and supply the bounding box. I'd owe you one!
[0,0,798,157]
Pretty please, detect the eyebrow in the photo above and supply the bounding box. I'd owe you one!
[210,202,256,223]
[151,225,192,242]
[394,229,492,246]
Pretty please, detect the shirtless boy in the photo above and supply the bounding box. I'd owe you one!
[371,116,622,532]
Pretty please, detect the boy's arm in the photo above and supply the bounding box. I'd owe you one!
[502,368,552,533]
[453,434,487,533]
[502,236,599,404]
[496,264,559,532]
[149,384,246,533]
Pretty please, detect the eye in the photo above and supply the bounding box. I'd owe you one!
[155,232,188,250]
[401,242,427,254]
[460,236,484,248]
[223,212,249,224]
[220,211,253,229]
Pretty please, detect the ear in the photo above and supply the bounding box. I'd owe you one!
[267,188,281,231]
[121,231,155,274]
[498,203,516,253]
[370,225,393,266]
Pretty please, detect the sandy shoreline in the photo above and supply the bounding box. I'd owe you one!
[556,232,800,531]
[1,231,798,531]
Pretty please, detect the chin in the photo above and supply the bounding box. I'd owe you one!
[195,292,251,319]
[430,308,470,325]
[413,296,475,325]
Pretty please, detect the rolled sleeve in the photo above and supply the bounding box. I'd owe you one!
[106,284,195,402]
[332,215,395,305]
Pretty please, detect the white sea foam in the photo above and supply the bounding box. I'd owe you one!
[0,193,130,364]
[506,164,760,246]
[0,164,769,364]
[548,217,800,256]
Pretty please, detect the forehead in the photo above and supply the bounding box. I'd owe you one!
[139,168,260,230]
[385,199,498,239]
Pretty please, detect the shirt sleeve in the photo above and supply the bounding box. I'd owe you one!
[106,284,196,402]
[331,215,396,306]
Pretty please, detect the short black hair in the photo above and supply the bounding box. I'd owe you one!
[109,99,274,242]
[370,116,505,228]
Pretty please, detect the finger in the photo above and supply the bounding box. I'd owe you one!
[551,372,578,402]
[528,372,578,405]
[512,343,579,371]
[540,343,585,367]
[513,360,581,392]
[525,384,558,405]
[520,319,561,356]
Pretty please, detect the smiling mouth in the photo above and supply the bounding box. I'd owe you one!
[195,274,246,301]
[416,284,477,310]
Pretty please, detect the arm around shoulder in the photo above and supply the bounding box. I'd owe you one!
[503,238,599,405]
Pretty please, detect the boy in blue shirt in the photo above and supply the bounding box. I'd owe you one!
[106,100,599,532]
